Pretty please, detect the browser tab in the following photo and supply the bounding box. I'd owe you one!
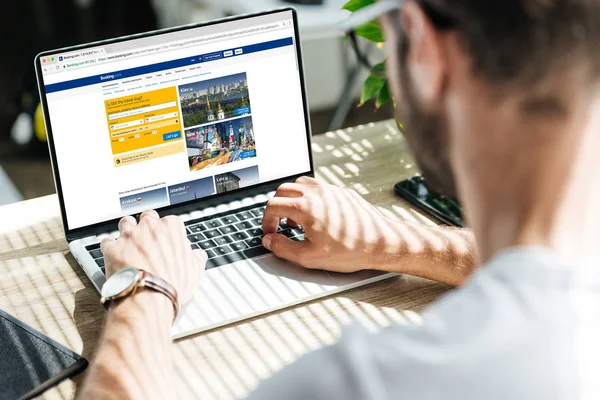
[59,48,105,62]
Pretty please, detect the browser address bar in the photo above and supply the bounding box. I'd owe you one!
[97,22,287,65]
[60,22,288,71]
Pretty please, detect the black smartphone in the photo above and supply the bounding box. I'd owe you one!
[394,176,465,227]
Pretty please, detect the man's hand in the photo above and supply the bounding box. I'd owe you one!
[262,177,476,285]
[100,210,206,305]
[262,176,393,273]
[79,211,206,400]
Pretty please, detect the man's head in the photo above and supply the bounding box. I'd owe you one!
[378,0,600,198]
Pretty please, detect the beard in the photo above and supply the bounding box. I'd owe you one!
[397,64,458,199]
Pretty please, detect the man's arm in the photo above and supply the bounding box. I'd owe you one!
[78,292,174,399]
[262,176,476,286]
[78,210,205,399]
[370,220,476,286]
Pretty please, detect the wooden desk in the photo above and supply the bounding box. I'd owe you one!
[0,120,450,400]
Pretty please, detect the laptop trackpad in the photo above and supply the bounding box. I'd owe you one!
[254,253,332,285]
[173,254,334,337]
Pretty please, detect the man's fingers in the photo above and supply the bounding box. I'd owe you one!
[100,236,117,259]
[118,216,137,236]
[264,183,306,233]
[262,234,309,265]
[263,197,308,234]
[139,209,160,222]
[274,182,305,198]
[192,249,208,266]
[295,176,319,185]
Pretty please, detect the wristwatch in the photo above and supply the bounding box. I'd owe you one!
[100,266,180,323]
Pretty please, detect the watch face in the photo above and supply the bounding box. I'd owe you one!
[101,267,139,299]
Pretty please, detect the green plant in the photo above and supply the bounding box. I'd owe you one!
[343,0,391,109]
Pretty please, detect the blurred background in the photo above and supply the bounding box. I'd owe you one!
[0,0,392,205]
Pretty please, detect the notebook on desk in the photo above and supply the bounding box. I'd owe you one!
[35,8,395,338]
[0,309,88,399]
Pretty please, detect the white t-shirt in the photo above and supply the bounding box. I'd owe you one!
[246,247,600,399]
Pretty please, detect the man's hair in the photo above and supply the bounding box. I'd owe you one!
[421,0,600,88]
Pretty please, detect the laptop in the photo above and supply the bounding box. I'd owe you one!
[35,8,394,338]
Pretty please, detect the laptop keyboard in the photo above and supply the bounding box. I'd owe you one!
[85,204,304,275]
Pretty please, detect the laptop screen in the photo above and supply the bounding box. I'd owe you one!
[38,10,311,232]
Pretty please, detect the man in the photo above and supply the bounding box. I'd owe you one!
[79,0,600,398]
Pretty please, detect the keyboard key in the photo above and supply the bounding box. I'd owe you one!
[206,245,270,269]
[207,252,244,269]
[293,228,305,236]
[188,224,206,233]
[191,243,200,250]
[215,236,233,246]
[206,249,216,259]
[230,241,248,252]
[236,211,253,221]
[85,243,101,251]
[251,217,262,226]
[89,249,103,259]
[220,215,239,225]
[280,229,295,238]
[235,221,253,230]
[204,229,220,239]
[250,207,265,217]
[279,220,292,230]
[215,246,233,256]
[187,233,205,243]
[219,225,237,235]
[230,232,248,242]
[206,220,222,229]
[246,237,262,248]
[291,236,304,242]
[198,240,217,250]
[95,258,105,267]
[243,245,270,258]
[100,267,106,275]
[248,228,264,237]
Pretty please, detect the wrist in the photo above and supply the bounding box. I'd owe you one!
[108,289,174,328]
[88,290,175,400]
[102,266,180,325]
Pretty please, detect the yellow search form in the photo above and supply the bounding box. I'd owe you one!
[108,101,177,121]
[105,87,183,155]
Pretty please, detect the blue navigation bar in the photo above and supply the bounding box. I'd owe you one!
[46,37,294,94]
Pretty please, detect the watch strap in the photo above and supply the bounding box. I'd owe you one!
[139,270,180,323]
[101,268,180,324]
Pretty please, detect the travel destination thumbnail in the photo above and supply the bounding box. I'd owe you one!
[167,177,215,205]
[119,187,169,214]
[180,72,251,128]
[185,116,256,171]
[215,166,260,194]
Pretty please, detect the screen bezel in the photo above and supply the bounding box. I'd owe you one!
[35,8,314,242]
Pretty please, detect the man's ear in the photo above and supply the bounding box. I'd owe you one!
[401,2,447,106]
